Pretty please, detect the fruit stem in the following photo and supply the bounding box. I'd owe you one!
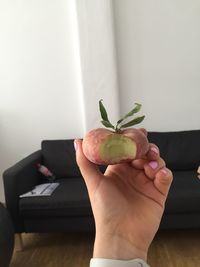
[115,129,122,133]
[114,125,122,133]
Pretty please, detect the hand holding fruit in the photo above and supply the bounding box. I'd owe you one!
[75,137,173,261]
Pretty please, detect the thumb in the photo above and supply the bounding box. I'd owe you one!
[74,139,102,193]
[154,167,173,197]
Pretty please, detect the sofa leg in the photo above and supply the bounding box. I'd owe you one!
[15,233,23,251]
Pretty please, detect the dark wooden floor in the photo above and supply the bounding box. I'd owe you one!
[10,230,200,267]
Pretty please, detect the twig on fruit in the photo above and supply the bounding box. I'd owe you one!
[99,100,145,132]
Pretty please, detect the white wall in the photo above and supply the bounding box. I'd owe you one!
[0,0,120,202]
[113,0,200,131]
[0,0,85,202]
[76,0,120,131]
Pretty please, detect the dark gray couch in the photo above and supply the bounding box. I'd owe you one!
[0,203,14,267]
[3,130,200,234]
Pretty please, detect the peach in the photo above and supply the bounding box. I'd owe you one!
[82,128,149,165]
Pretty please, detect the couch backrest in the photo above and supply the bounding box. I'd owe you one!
[41,140,82,178]
[148,130,200,171]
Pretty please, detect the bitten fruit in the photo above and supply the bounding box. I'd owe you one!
[82,100,149,165]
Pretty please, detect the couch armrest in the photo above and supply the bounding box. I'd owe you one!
[3,150,42,232]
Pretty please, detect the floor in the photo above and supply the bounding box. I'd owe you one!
[10,230,200,267]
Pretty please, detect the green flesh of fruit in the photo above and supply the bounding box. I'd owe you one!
[100,135,136,163]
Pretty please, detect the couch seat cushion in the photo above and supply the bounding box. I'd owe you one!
[19,178,92,217]
[165,170,200,214]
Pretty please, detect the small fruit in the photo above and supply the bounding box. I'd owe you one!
[82,100,149,165]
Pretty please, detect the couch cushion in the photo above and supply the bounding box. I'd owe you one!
[42,140,81,178]
[148,130,200,170]
[165,170,200,214]
[19,178,92,218]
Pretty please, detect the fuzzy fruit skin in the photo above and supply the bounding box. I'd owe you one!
[82,128,149,165]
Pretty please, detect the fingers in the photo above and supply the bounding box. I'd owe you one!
[131,159,147,170]
[131,144,160,170]
[132,156,173,197]
[154,168,173,196]
[137,129,160,160]
[144,158,166,179]
[132,142,173,197]
[74,139,102,193]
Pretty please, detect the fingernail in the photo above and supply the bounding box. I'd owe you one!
[161,168,168,175]
[74,140,78,151]
[150,147,159,154]
[148,161,158,169]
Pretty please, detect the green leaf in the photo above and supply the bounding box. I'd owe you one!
[117,103,142,125]
[120,116,145,128]
[101,120,115,129]
[99,99,109,121]
[123,103,142,119]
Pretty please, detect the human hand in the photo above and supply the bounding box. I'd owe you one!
[74,131,173,261]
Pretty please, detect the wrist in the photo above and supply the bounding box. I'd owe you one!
[93,232,148,261]
[90,258,150,267]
